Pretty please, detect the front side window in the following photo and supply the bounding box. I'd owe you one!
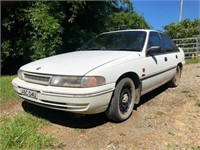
[147,32,162,55]
[80,31,147,52]
[148,32,162,49]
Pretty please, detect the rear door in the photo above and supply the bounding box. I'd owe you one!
[160,33,180,79]
[160,33,180,65]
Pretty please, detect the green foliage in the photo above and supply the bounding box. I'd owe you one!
[0,76,18,103]
[1,0,151,74]
[1,2,65,74]
[164,19,200,39]
[68,1,86,23]
[58,1,148,53]
[1,2,33,74]
[27,2,64,60]
[109,0,134,13]
[197,101,200,107]
[185,58,199,64]
[61,1,114,52]
[0,113,63,149]
[104,11,150,31]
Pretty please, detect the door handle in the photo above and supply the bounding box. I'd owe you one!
[164,57,168,62]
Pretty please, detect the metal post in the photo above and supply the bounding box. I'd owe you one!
[179,0,183,22]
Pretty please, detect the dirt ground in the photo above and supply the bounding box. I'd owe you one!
[1,63,200,150]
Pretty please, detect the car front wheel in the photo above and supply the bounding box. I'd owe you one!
[106,78,135,122]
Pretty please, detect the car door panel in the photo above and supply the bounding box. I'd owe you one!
[141,32,170,94]
[141,54,174,94]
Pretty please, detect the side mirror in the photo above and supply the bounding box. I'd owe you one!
[147,46,161,55]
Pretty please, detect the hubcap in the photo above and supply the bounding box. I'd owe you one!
[122,93,129,103]
[119,86,132,113]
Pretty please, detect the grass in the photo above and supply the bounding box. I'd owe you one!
[0,113,63,150]
[185,58,199,64]
[190,146,200,150]
[0,76,64,149]
[196,101,200,107]
[181,89,197,98]
[167,144,200,150]
[0,76,18,103]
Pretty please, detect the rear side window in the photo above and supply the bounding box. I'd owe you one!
[161,33,179,53]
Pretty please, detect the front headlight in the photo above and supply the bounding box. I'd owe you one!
[50,76,105,88]
[81,76,105,87]
[17,69,24,80]
[50,76,82,87]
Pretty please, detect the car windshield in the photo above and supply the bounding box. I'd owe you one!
[79,31,147,52]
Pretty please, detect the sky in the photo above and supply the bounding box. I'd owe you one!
[132,0,200,31]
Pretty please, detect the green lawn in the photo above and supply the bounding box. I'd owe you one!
[185,58,199,64]
[0,113,63,149]
[0,76,64,149]
[0,76,18,103]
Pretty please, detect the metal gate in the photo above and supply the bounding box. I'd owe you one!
[172,37,200,59]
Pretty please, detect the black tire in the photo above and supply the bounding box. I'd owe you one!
[168,65,181,87]
[105,78,135,122]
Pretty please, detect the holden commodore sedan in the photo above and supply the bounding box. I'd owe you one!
[12,29,185,122]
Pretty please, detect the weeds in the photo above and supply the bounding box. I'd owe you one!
[191,146,200,150]
[75,128,86,133]
[167,143,178,150]
[0,113,63,149]
[181,89,197,98]
[185,58,199,64]
[0,76,18,103]
[196,101,200,107]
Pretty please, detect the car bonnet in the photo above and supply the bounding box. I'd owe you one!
[20,51,134,76]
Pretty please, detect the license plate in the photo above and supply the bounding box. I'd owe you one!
[21,88,38,99]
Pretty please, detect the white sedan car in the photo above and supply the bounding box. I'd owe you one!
[12,29,185,122]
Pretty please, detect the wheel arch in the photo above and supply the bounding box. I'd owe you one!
[115,72,141,104]
[178,62,183,70]
[178,62,183,77]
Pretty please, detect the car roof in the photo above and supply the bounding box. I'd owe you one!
[100,29,163,35]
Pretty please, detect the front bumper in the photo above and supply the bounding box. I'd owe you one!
[12,77,115,114]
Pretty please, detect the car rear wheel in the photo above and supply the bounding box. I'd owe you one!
[105,78,135,122]
[168,65,181,87]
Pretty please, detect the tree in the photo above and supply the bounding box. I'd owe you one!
[1,1,65,74]
[1,2,33,74]
[60,1,116,53]
[104,12,150,31]
[1,0,151,75]
[26,2,64,60]
[61,1,150,53]
[164,19,200,39]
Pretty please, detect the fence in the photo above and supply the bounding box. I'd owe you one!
[172,37,200,59]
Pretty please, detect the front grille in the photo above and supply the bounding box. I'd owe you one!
[23,72,52,85]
